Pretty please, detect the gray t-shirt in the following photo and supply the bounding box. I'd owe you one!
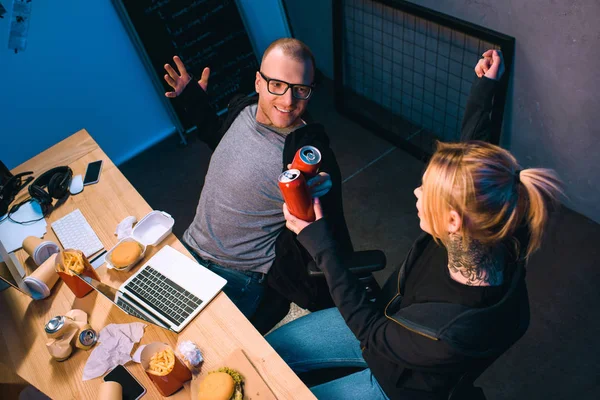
[183,104,300,274]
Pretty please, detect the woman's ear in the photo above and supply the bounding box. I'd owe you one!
[448,210,462,233]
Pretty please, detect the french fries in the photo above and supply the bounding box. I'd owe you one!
[147,348,175,376]
[56,250,85,275]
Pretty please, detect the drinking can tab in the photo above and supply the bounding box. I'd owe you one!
[45,315,69,338]
[291,146,322,178]
[76,327,98,350]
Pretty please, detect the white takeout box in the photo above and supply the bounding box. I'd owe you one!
[106,211,174,272]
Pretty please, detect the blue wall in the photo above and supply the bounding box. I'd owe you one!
[0,0,290,170]
[0,0,174,169]
[238,0,291,57]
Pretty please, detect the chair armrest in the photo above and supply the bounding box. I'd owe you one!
[308,250,386,278]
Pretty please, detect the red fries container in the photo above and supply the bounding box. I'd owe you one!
[141,342,192,397]
[55,249,100,298]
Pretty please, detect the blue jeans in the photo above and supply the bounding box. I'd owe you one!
[266,308,390,400]
[183,242,266,318]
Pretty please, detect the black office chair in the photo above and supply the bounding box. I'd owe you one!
[447,360,493,400]
[308,249,387,301]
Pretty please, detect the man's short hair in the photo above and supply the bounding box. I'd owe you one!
[261,38,316,75]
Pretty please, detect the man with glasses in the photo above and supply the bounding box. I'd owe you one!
[162,38,353,333]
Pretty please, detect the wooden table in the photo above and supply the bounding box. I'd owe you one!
[0,129,315,399]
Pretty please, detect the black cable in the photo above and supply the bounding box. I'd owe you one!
[4,198,48,225]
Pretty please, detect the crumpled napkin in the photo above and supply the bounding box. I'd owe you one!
[82,322,146,381]
[115,216,137,240]
[178,340,203,367]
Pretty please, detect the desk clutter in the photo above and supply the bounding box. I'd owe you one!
[81,324,275,399]
[1,131,309,400]
[9,209,238,397]
[43,314,277,399]
[83,322,146,381]
[44,309,97,361]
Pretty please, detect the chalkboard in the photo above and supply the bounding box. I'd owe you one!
[113,0,259,134]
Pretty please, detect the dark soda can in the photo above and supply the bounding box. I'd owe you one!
[291,146,321,178]
[77,328,98,350]
[278,169,315,222]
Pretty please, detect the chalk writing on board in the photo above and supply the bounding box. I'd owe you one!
[170,7,225,37]
[184,31,245,66]
[180,32,211,51]
[144,0,170,14]
[172,0,210,18]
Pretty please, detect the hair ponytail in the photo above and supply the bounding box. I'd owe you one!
[518,168,563,256]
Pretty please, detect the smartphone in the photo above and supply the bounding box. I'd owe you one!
[103,364,146,400]
[83,160,103,186]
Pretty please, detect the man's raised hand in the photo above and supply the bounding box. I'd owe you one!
[164,56,210,98]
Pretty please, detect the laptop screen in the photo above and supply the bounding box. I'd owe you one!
[0,258,23,294]
[75,274,169,330]
[0,238,32,297]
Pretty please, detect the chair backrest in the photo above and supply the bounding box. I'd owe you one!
[308,249,386,301]
[447,297,529,400]
[447,357,497,400]
[307,249,386,277]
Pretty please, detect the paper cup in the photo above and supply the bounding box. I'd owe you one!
[97,381,123,400]
[22,236,44,258]
[23,236,60,266]
[141,342,192,397]
[23,276,50,300]
[23,253,59,299]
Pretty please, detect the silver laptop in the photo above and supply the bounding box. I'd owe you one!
[78,245,226,333]
[0,237,30,296]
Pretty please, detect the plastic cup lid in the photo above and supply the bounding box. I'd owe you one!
[23,276,50,300]
[33,242,60,265]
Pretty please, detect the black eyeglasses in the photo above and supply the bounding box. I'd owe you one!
[259,71,314,100]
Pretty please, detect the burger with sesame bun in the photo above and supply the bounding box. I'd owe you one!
[198,367,244,400]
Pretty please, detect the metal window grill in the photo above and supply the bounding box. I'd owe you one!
[334,0,515,160]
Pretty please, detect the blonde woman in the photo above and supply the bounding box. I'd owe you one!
[266,50,562,400]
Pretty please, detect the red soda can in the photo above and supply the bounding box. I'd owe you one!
[291,146,322,178]
[278,169,315,222]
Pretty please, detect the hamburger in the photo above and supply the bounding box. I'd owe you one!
[198,367,244,400]
[109,241,142,269]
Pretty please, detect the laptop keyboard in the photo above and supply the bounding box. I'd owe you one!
[116,297,153,323]
[123,266,203,326]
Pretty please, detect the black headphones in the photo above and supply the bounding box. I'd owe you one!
[28,166,73,213]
